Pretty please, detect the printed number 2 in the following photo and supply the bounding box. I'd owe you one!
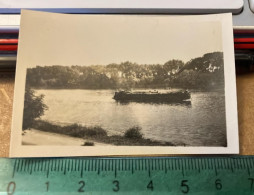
[78,181,85,192]
[181,180,189,194]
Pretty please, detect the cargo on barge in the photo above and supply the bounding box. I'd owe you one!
[113,90,191,103]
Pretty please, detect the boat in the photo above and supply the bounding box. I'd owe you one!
[113,90,191,103]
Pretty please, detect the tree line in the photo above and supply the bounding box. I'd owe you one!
[25,52,224,90]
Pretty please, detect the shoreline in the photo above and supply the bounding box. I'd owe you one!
[22,129,111,146]
[28,120,176,146]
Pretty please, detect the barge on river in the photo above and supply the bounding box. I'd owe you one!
[113,90,191,103]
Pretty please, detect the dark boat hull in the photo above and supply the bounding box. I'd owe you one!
[113,91,191,103]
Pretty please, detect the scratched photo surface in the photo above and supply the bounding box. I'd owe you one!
[10,11,239,157]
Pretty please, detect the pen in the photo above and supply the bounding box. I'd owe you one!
[234,36,254,49]
[0,39,18,44]
[0,55,16,72]
[235,50,254,74]
[0,45,18,51]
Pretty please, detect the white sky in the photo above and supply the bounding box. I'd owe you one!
[18,12,223,67]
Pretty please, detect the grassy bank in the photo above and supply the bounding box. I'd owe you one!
[31,120,175,146]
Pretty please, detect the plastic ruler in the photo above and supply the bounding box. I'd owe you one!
[0,156,254,194]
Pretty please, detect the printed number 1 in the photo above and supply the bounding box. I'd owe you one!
[45,182,49,192]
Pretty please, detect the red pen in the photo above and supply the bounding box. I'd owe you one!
[234,44,254,49]
[234,38,254,43]
[0,45,18,51]
[0,37,253,51]
[0,39,18,44]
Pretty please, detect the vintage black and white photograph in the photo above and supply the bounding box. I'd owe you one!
[22,52,226,147]
[10,11,238,156]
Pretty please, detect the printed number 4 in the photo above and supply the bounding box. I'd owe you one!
[147,180,154,191]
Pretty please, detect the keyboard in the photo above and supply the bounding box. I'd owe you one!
[0,0,253,30]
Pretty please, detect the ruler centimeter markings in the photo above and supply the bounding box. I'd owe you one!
[1,157,254,194]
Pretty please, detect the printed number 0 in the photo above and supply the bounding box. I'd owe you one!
[7,182,16,195]
[113,180,119,192]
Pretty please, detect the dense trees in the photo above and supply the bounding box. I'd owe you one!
[25,52,224,90]
[22,88,48,130]
[172,52,224,89]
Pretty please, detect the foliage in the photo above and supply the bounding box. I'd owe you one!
[184,52,224,72]
[172,52,224,90]
[32,120,175,146]
[25,52,224,90]
[22,88,48,130]
[124,126,143,139]
[32,120,107,137]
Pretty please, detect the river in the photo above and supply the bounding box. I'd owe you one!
[35,89,227,146]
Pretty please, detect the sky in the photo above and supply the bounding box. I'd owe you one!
[19,12,223,67]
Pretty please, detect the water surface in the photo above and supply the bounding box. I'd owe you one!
[36,89,226,146]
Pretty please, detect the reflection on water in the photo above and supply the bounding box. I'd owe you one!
[36,89,227,147]
[115,100,191,107]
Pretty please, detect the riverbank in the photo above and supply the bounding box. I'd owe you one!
[22,129,110,146]
[27,120,176,146]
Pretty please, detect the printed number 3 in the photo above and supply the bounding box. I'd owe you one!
[113,180,119,192]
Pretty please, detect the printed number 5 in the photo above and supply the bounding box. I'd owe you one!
[181,180,189,194]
